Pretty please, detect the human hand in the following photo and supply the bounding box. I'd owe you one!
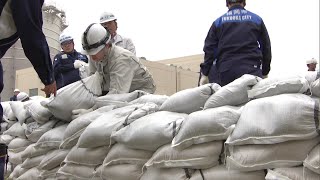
[199,75,209,86]
[74,60,85,69]
[41,81,57,97]
[71,108,93,120]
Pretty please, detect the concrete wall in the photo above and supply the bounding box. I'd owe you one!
[157,54,203,73]
[15,68,45,97]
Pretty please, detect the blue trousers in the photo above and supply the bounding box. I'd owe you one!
[219,63,262,86]
[0,62,3,121]
[0,156,5,180]
[0,143,7,180]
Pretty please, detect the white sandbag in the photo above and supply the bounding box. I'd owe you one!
[1,101,15,121]
[248,75,310,99]
[227,94,320,145]
[41,72,102,121]
[57,163,100,180]
[3,119,16,130]
[39,149,69,171]
[160,83,221,114]
[16,167,40,180]
[112,111,187,151]
[9,101,32,125]
[0,134,14,145]
[20,143,53,159]
[27,98,53,124]
[113,102,159,132]
[130,94,169,106]
[8,137,32,153]
[39,167,60,179]
[145,141,223,169]
[60,105,116,149]
[0,122,9,133]
[8,150,25,165]
[3,122,26,138]
[8,164,27,180]
[140,168,194,180]
[310,79,320,97]
[25,119,65,143]
[77,104,144,148]
[35,124,68,149]
[103,143,153,166]
[190,165,266,180]
[304,144,320,174]
[64,145,110,166]
[266,166,320,180]
[204,74,260,109]
[172,106,241,150]
[95,90,147,108]
[101,164,143,180]
[21,154,46,169]
[226,137,320,172]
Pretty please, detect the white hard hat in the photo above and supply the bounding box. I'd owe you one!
[100,12,117,24]
[59,34,73,44]
[14,89,20,92]
[306,58,318,65]
[17,92,29,101]
[81,23,111,55]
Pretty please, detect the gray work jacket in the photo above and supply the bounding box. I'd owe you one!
[89,45,155,94]
[112,34,136,55]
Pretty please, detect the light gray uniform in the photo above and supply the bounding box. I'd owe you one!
[89,45,155,94]
[112,34,136,55]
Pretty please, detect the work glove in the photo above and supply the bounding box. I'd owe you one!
[199,74,209,86]
[73,60,85,69]
[71,108,93,120]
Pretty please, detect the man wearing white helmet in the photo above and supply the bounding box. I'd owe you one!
[81,23,155,95]
[9,89,20,101]
[306,58,318,71]
[100,12,136,55]
[53,33,89,89]
[16,92,30,102]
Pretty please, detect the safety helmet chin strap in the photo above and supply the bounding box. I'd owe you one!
[82,23,111,51]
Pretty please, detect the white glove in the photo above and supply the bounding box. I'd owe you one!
[199,74,209,86]
[73,60,85,69]
[71,108,93,120]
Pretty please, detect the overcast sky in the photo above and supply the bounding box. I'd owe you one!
[47,0,319,77]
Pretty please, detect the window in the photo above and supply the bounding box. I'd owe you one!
[29,88,38,97]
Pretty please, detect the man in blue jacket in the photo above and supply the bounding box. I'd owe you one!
[0,0,57,178]
[199,0,272,86]
[53,33,88,89]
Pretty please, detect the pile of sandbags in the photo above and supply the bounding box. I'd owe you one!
[3,73,319,180]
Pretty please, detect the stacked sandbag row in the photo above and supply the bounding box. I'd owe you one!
[3,73,103,179]
[4,72,319,179]
[0,96,66,179]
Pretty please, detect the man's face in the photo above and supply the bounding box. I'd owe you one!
[14,91,19,96]
[101,20,117,37]
[307,63,317,71]
[61,40,75,53]
[90,47,106,62]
